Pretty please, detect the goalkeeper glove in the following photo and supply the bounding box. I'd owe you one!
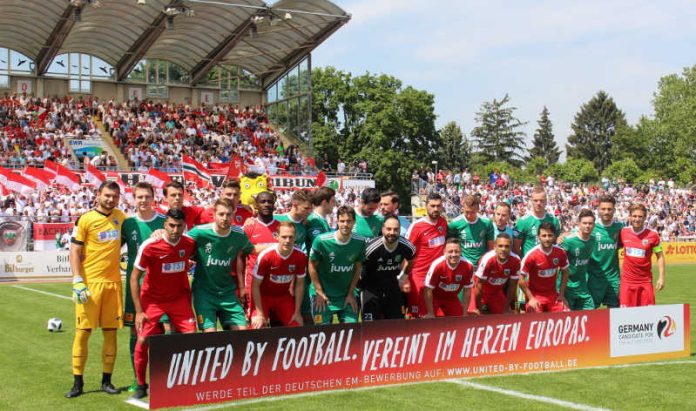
[72,277,91,304]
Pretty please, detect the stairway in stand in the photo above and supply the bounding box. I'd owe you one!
[93,116,130,170]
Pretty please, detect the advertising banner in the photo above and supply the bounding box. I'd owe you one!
[68,138,105,157]
[32,222,73,251]
[149,305,690,409]
[0,220,29,251]
[0,251,71,278]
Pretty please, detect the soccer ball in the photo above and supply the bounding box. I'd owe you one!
[47,317,63,332]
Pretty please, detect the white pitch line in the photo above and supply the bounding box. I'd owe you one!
[12,285,71,300]
[451,379,609,411]
[125,398,150,409]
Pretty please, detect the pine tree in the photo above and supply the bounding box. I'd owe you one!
[437,121,471,170]
[527,106,561,167]
[470,94,527,167]
[566,91,628,173]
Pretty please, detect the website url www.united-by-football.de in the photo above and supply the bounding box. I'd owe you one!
[446,358,578,377]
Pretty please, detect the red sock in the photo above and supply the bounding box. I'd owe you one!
[134,341,149,386]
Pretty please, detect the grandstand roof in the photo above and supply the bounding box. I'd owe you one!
[0,0,349,88]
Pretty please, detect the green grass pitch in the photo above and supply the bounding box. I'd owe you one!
[1,264,693,410]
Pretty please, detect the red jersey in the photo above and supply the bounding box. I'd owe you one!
[156,205,205,230]
[520,245,568,297]
[252,246,307,297]
[620,227,661,284]
[243,217,280,287]
[134,236,196,301]
[475,250,521,293]
[407,216,448,280]
[425,256,474,299]
[200,204,253,226]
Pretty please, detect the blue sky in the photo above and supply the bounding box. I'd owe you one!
[311,0,696,155]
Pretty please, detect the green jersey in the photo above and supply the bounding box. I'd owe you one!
[514,213,561,257]
[588,221,623,281]
[188,224,254,295]
[447,215,494,267]
[561,234,595,291]
[353,212,384,239]
[121,213,166,277]
[274,213,308,253]
[306,211,331,251]
[309,232,366,305]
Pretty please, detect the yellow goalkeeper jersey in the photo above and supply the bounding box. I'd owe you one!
[71,208,126,283]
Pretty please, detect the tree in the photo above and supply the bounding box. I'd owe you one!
[310,67,439,209]
[437,121,471,171]
[566,90,628,173]
[602,158,641,183]
[527,106,561,167]
[546,158,598,183]
[470,94,527,167]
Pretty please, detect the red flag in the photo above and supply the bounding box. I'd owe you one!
[207,162,230,175]
[43,159,80,191]
[0,167,37,194]
[316,170,327,187]
[226,154,245,180]
[24,167,54,191]
[85,164,107,186]
[182,155,212,188]
[144,168,171,189]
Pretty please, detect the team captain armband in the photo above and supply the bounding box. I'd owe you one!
[653,244,663,254]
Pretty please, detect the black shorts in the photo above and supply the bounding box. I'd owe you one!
[360,289,405,321]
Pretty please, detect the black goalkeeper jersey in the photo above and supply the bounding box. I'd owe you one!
[361,236,416,295]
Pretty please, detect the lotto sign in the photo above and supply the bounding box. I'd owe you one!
[148,305,690,409]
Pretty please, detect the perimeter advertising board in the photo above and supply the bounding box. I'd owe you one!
[149,304,690,409]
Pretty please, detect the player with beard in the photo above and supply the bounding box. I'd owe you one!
[471,233,520,315]
[200,179,253,226]
[423,238,474,318]
[353,188,384,239]
[360,215,415,321]
[379,191,410,236]
[587,195,623,308]
[66,181,126,398]
[405,193,448,318]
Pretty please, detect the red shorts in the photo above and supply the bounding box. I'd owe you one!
[250,294,299,327]
[407,276,427,318]
[468,290,507,314]
[620,282,655,307]
[434,297,464,317]
[139,296,196,338]
[528,293,568,313]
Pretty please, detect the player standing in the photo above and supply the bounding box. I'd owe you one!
[200,179,253,225]
[130,209,197,399]
[66,181,126,398]
[379,190,410,236]
[513,186,561,257]
[308,205,366,324]
[360,215,415,321]
[159,181,205,230]
[518,222,570,313]
[250,222,307,328]
[120,182,165,392]
[472,233,520,315]
[587,195,623,308]
[353,187,384,238]
[619,203,665,307]
[447,195,494,269]
[423,238,474,318]
[189,199,254,331]
[492,202,514,238]
[560,209,596,310]
[275,190,312,253]
[406,193,448,317]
